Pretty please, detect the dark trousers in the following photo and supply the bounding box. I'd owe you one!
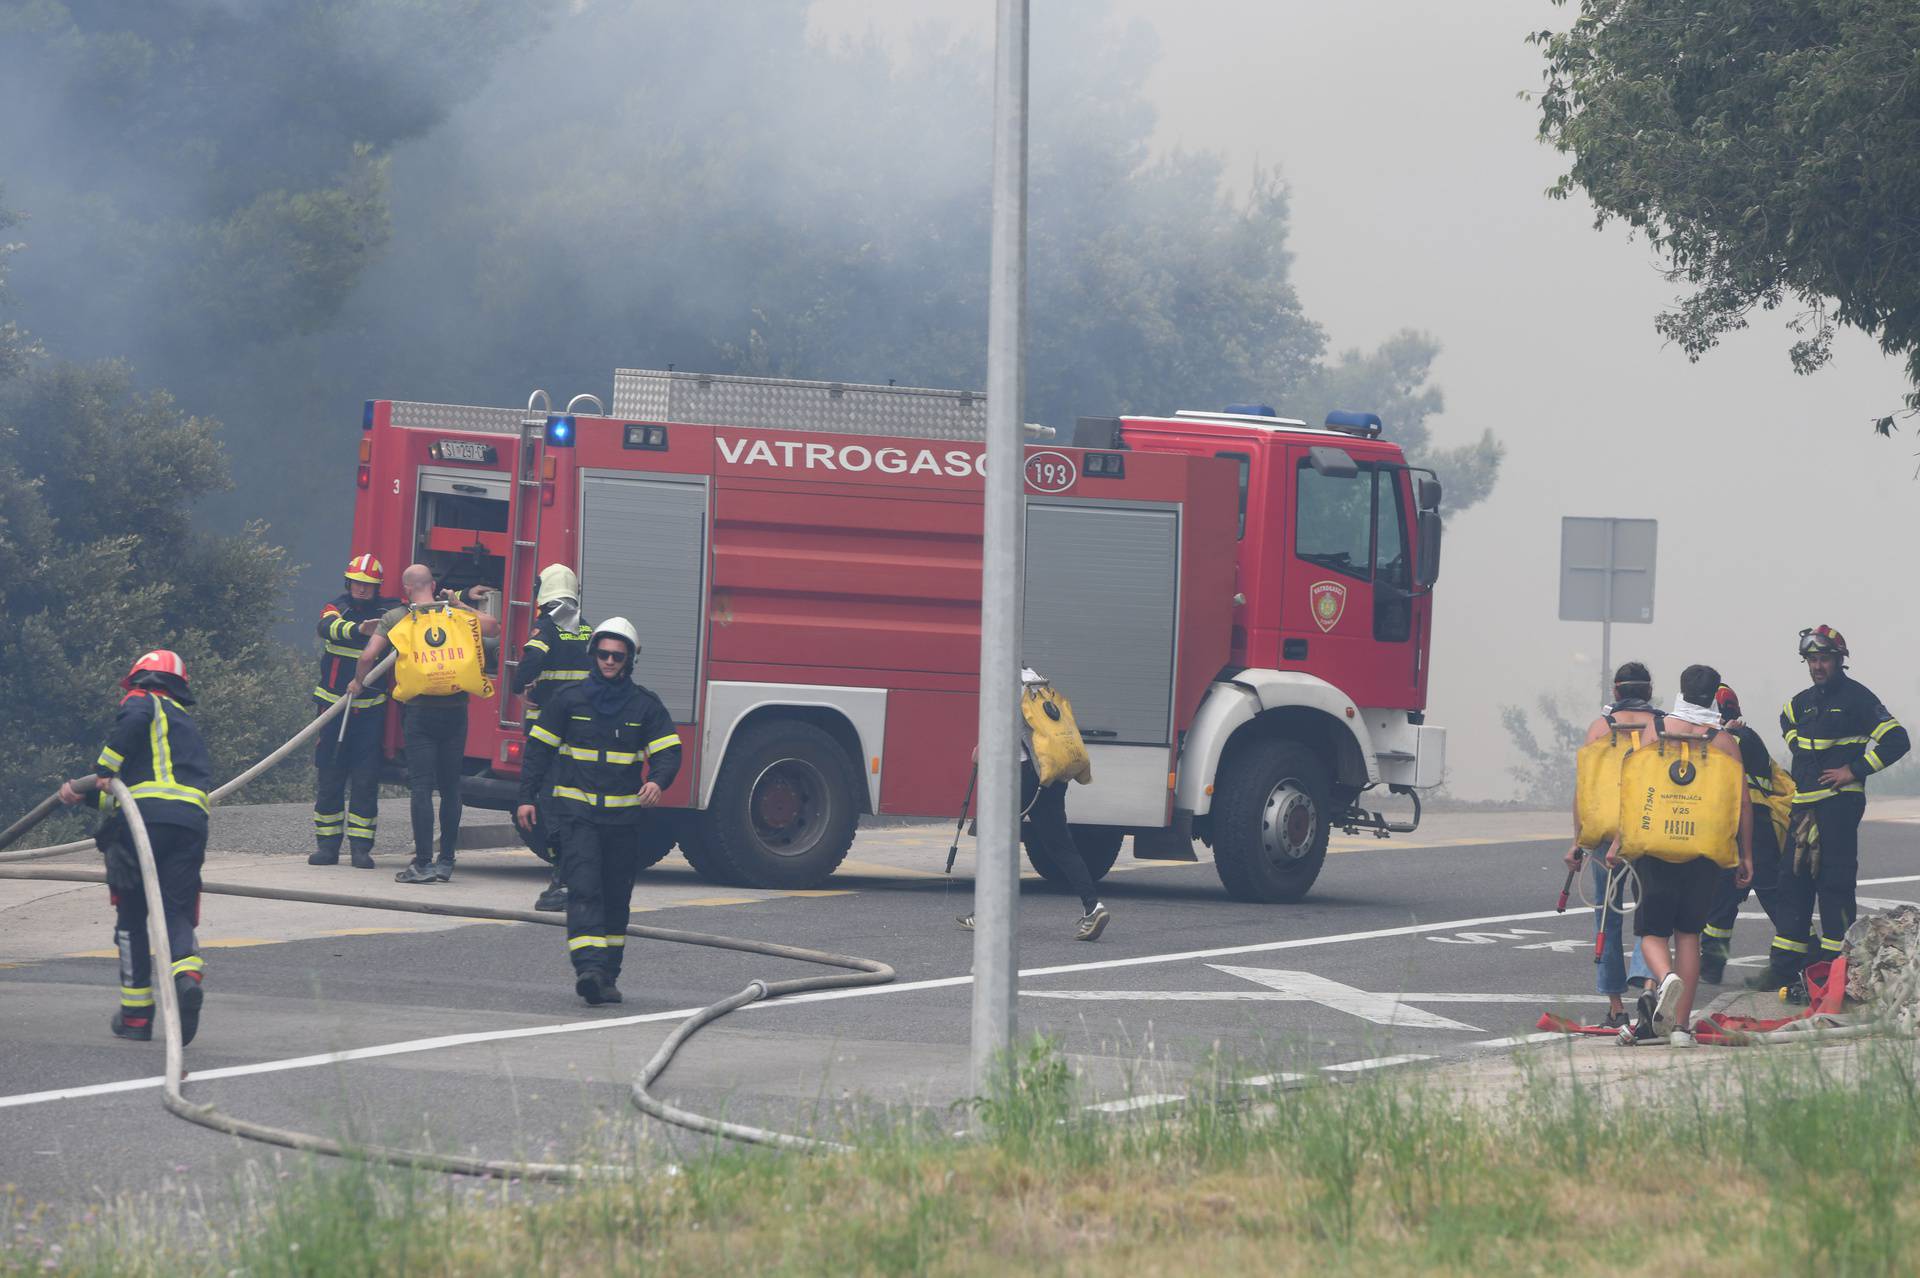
[403,699,467,866]
[104,823,207,1011]
[1703,814,1784,945]
[313,702,383,852]
[1021,759,1098,914]
[559,816,643,977]
[1768,792,1866,973]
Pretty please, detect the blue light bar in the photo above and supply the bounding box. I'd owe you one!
[545,414,576,447]
[1324,410,1382,437]
[1223,403,1277,417]
[362,400,375,431]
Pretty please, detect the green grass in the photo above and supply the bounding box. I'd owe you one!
[8,1034,1920,1276]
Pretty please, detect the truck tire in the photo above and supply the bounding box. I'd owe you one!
[699,720,860,889]
[1211,739,1332,903]
[1026,825,1124,886]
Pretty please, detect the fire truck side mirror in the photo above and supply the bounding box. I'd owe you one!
[1416,477,1442,512]
[1306,445,1357,478]
[1415,510,1443,588]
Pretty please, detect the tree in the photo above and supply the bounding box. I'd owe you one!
[0,194,311,824]
[1500,691,1589,809]
[1532,0,1920,432]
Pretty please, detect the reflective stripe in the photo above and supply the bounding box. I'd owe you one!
[552,785,643,809]
[1864,750,1885,773]
[314,821,345,836]
[151,696,174,796]
[537,669,588,682]
[1795,735,1869,750]
[1792,783,1864,805]
[604,935,626,948]
[567,935,607,951]
[646,734,681,755]
[313,810,346,822]
[120,986,155,1008]
[1771,937,1810,954]
[1871,718,1903,741]
[313,686,388,709]
[528,725,563,748]
[128,781,209,811]
[558,745,640,765]
[97,747,125,774]
[323,641,365,659]
[523,638,550,654]
[1781,700,1798,725]
[170,955,204,976]
[1703,925,1733,939]
[1819,936,1845,951]
[346,814,375,829]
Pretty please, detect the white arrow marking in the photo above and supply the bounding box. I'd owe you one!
[1515,938,1592,953]
[1428,929,1553,945]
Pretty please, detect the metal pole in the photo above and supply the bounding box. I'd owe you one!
[1600,518,1616,705]
[970,0,1030,1103]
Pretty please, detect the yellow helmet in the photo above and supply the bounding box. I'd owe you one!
[344,553,384,585]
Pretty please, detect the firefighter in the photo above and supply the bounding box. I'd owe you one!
[514,617,681,1005]
[1747,625,1909,991]
[512,564,593,912]
[348,564,498,884]
[309,553,400,868]
[1696,683,1788,984]
[56,651,214,1045]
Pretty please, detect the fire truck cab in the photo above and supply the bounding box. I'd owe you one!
[345,370,1445,903]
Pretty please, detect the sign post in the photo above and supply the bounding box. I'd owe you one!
[971,0,1030,1104]
[1559,517,1658,704]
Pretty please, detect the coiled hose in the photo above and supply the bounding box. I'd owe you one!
[0,657,893,1177]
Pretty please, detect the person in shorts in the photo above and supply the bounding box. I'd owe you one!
[1616,663,1752,1047]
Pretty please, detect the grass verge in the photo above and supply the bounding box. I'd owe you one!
[8,1033,1920,1276]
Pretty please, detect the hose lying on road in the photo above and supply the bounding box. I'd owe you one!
[0,656,894,1175]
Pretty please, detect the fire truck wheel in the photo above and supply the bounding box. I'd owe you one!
[1025,825,1124,886]
[1211,739,1331,903]
[701,720,860,889]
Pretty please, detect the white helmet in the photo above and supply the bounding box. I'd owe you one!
[590,616,640,657]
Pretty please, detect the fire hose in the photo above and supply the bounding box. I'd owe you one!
[0,653,895,1177]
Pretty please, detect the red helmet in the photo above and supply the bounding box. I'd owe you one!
[1714,684,1742,721]
[1798,625,1849,660]
[122,649,188,692]
[344,553,384,585]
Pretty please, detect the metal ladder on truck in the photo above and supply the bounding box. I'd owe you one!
[497,391,553,734]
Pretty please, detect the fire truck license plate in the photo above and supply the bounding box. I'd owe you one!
[431,440,496,464]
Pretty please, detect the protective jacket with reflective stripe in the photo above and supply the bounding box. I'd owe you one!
[1780,673,1908,804]
[315,590,400,706]
[512,612,592,708]
[93,690,212,834]
[518,678,682,824]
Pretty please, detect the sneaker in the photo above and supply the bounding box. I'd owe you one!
[110,1010,153,1042]
[175,972,203,1047]
[1669,1029,1698,1049]
[534,878,568,913]
[1075,903,1111,942]
[1601,1009,1631,1030]
[349,843,376,870]
[432,861,454,883]
[307,847,340,866]
[395,861,437,884]
[956,913,975,932]
[1650,973,1684,1038]
[575,972,622,1006]
[1617,990,1659,1046]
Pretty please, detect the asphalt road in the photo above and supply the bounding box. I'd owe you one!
[5,805,1918,1220]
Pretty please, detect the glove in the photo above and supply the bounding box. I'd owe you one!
[1789,808,1821,877]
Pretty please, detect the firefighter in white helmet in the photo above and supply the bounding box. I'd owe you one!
[309,554,399,868]
[515,617,681,1005]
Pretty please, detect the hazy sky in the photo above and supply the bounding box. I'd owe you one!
[813,0,1918,797]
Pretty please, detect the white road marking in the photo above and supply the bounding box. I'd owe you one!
[1515,938,1591,953]
[17,875,1920,1113]
[1237,1072,1307,1088]
[1324,1054,1434,1073]
[1474,1032,1565,1048]
[1083,1093,1186,1114]
[1427,928,1552,945]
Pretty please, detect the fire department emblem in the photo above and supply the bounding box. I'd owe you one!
[1309,580,1347,633]
[423,626,448,648]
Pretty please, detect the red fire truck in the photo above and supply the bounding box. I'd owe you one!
[345,369,1445,902]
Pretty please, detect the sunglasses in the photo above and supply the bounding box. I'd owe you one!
[592,648,627,663]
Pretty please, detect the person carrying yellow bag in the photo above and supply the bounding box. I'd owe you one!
[1611,664,1752,1048]
[350,564,499,884]
[1694,683,1792,984]
[1565,661,1662,1028]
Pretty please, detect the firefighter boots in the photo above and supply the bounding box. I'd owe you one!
[307,840,341,867]
[1699,934,1730,985]
[349,841,376,869]
[534,873,567,913]
[176,972,204,1046]
[576,972,622,1006]
[110,1010,153,1041]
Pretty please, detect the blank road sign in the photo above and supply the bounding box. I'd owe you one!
[1559,517,1656,623]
